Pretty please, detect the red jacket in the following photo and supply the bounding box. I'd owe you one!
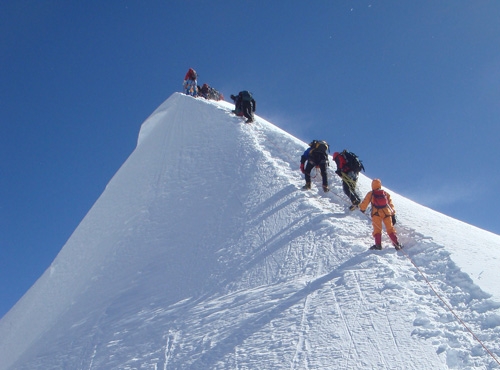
[184,68,197,81]
[334,153,348,172]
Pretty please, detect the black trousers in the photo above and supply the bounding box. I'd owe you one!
[242,101,253,120]
[305,162,328,187]
[342,176,360,204]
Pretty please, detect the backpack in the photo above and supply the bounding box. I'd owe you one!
[189,68,197,80]
[342,150,365,173]
[371,189,388,209]
[310,140,329,154]
[240,90,253,102]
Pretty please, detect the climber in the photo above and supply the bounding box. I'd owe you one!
[359,178,402,251]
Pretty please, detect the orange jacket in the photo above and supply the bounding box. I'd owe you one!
[359,189,395,217]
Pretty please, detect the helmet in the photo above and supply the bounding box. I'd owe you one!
[372,179,382,190]
[332,152,340,160]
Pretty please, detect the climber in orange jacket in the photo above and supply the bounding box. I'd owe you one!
[359,178,402,251]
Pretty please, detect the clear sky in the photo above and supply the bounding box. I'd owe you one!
[1,1,499,318]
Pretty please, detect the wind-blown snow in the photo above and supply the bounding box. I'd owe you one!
[1,93,499,369]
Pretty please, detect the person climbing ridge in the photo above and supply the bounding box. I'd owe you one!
[230,91,256,123]
[333,150,364,211]
[300,140,330,193]
[359,178,402,251]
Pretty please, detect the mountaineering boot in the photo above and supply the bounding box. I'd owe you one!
[388,233,401,250]
[302,182,311,190]
[369,244,382,250]
[322,185,330,193]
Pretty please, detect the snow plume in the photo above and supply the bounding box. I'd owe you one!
[1,93,499,369]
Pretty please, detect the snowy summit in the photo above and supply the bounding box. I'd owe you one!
[1,93,499,369]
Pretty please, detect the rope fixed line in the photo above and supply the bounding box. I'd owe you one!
[245,118,500,366]
[399,248,500,366]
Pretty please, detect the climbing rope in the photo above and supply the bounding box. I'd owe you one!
[247,119,355,205]
[340,172,357,188]
[310,166,319,179]
[247,117,500,365]
[398,248,500,365]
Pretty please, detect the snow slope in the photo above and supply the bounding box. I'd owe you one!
[1,93,499,369]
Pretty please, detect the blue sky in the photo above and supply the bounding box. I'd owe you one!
[1,1,499,318]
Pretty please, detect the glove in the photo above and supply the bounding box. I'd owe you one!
[392,214,397,225]
[300,163,305,173]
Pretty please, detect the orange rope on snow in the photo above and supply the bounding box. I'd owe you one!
[398,248,500,366]
[249,113,500,365]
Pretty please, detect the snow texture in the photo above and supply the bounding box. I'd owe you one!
[1,93,499,369]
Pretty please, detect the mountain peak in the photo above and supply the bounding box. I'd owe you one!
[1,93,499,369]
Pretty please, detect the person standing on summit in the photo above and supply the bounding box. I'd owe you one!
[183,68,198,97]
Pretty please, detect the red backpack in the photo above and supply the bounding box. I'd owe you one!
[187,68,197,80]
[371,189,388,209]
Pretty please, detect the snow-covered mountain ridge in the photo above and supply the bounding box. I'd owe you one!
[0,93,499,369]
